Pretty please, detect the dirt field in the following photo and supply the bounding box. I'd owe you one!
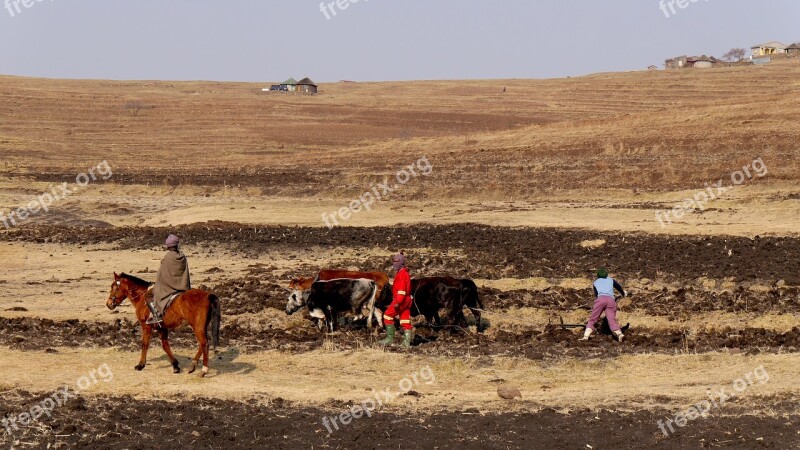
[1,61,800,448]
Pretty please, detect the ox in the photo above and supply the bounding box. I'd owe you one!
[287,269,391,327]
[286,278,379,333]
[377,277,485,331]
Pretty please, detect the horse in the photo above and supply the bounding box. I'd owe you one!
[106,272,221,377]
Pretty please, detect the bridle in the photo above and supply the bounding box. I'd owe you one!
[109,279,149,308]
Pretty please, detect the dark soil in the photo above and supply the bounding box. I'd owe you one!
[0,167,339,194]
[206,278,288,316]
[2,316,798,360]
[3,222,798,282]
[3,261,798,360]
[479,285,800,316]
[0,391,796,449]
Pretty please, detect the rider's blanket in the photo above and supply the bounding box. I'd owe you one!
[153,249,191,314]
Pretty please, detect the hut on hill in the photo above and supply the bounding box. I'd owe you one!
[686,55,718,68]
[665,56,687,69]
[280,77,298,92]
[297,77,318,94]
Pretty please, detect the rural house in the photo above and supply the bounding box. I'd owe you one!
[686,55,719,68]
[751,41,787,56]
[266,77,318,94]
[665,55,719,69]
[786,43,800,55]
[664,55,687,69]
[296,77,318,94]
[280,77,298,92]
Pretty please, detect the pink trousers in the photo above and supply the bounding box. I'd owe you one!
[586,295,620,332]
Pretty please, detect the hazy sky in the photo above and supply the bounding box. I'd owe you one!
[0,0,798,82]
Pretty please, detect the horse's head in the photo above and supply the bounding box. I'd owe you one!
[107,272,129,310]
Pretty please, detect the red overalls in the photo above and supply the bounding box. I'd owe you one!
[384,267,413,330]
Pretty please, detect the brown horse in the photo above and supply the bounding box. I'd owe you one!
[106,272,221,377]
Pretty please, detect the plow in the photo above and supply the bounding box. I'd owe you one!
[556,295,632,340]
[557,316,631,340]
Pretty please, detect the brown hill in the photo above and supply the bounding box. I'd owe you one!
[0,60,798,198]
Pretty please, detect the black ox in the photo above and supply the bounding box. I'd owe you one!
[286,278,380,333]
[377,277,485,331]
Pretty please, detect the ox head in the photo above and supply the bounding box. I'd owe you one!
[285,288,309,315]
[286,277,315,315]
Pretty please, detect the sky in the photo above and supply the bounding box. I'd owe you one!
[0,0,798,82]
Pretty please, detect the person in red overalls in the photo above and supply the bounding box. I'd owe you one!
[379,252,413,348]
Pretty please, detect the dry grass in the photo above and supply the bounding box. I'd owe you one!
[1,60,799,200]
[0,347,794,415]
[3,181,800,236]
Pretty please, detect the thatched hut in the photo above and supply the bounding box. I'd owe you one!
[665,56,687,69]
[297,77,318,94]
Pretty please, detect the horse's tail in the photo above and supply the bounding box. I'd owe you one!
[208,294,221,350]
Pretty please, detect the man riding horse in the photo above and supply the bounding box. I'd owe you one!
[148,234,191,325]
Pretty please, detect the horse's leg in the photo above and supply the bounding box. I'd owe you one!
[188,333,202,374]
[190,326,209,377]
[135,324,152,371]
[200,327,210,378]
[159,329,180,374]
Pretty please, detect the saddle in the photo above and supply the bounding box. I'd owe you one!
[161,291,185,315]
[148,288,185,315]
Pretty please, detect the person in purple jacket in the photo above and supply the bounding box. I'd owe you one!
[580,267,626,342]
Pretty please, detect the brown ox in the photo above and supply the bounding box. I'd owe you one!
[287,269,390,328]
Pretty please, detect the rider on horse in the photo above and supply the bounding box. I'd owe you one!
[148,234,191,325]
